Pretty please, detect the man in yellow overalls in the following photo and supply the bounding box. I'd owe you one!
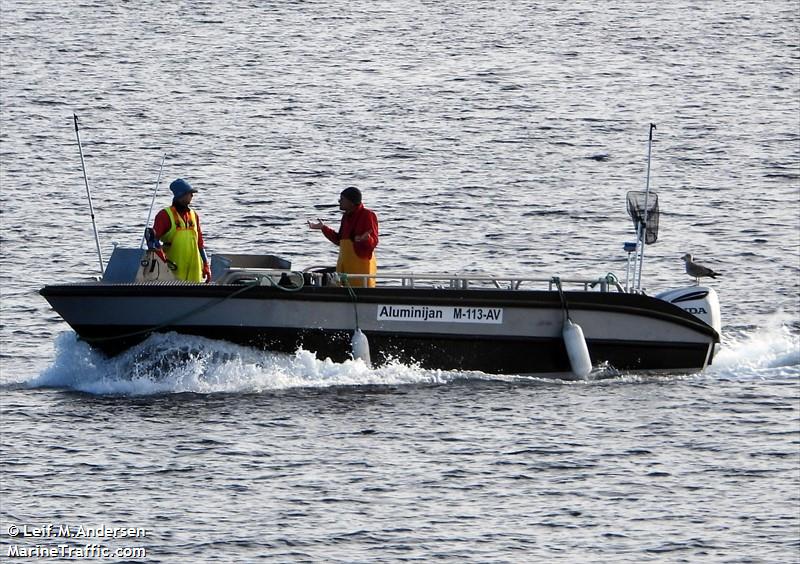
[308,187,379,288]
[152,178,211,283]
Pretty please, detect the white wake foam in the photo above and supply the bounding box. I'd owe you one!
[710,315,800,378]
[27,332,465,396]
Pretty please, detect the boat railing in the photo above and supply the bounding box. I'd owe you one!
[216,267,625,293]
[365,272,623,292]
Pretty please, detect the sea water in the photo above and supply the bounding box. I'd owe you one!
[1,1,798,561]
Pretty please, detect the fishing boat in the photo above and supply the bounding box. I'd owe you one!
[40,120,721,377]
[40,249,721,376]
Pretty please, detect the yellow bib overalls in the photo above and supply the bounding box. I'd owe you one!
[337,239,377,288]
[161,207,203,282]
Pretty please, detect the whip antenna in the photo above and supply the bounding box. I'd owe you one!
[73,114,105,275]
[140,153,167,249]
[635,123,657,291]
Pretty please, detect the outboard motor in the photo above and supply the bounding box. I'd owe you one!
[656,286,721,336]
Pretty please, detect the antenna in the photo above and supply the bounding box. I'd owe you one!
[73,114,105,275]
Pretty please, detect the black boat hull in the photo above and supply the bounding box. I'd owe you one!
[40,283,719,375]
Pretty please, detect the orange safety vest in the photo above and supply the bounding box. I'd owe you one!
[160,207,203,282]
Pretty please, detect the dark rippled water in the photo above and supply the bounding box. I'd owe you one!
[1,1,798,562]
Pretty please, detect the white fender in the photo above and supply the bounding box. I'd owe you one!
[563,318,592,378]
[351,328,371,367]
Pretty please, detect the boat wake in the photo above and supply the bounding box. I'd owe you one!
[709,317,800,379]
[24,314,799,396]
[25,332,474,396]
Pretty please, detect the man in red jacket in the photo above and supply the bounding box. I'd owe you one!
[308,187,379,287]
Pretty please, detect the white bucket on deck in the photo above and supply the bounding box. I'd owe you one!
[135,250,177,283]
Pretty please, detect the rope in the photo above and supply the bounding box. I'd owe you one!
[83,280,261,343]
[604,272,624,292]
[262,272,305,293]
[552,276,571,323]
[341,273,360,329]
[589,272,624,292]
[85,270,308,344]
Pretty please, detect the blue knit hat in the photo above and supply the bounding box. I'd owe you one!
[170,178,197,198]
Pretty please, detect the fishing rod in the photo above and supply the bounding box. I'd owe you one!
[635,123,656,292]
[73,114,105,276]
[140,153,167,249]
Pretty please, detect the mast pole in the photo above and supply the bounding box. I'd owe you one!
[73,114,105,275]
[140,153,167,249]
[636,123,656,291]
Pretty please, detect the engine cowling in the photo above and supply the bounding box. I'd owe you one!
[656,286,721,336]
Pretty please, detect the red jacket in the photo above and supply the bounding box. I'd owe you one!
[321,204,379,259]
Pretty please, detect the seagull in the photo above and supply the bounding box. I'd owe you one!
[681,253,721,284]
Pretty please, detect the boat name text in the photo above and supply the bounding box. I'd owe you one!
[377,305,503,324]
